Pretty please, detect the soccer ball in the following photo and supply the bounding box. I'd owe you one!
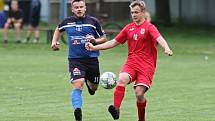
[100,72,117,89]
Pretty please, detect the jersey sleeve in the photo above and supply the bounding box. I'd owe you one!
[94,19,105,38]
[58,18,69,32]
[148,24,161,42]
[115,25,128,44]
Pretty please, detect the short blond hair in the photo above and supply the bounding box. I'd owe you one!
[129,0,146,11]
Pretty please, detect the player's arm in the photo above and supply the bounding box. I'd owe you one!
[95,36,107,44]
[51,27,62,50]
[157,36,173,56]
[86,35,107,44]
[86,39,120,51]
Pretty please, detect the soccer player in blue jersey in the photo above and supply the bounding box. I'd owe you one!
[51,0,107,121]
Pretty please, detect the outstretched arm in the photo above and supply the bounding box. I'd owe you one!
[86,39,120,51]
[86,35,107,45]
[51,27,62,50]
[157,36,173,56]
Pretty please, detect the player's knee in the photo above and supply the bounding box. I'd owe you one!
[91,85,98,91]
[135,86,145,101]
[4,23,10,28]
[88,82,98,91]
[15,23,21,29]
[118,73,130,86]
[135,92,144,101]
[72,80,84,89]
[117,79,127,87]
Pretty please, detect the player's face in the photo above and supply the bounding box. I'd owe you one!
[130,5,145,24]
[71,1,86,18]
[11,1,19,11]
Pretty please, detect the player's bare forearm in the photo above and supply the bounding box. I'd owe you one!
[86,35,107,44]
[52,28,62,43]
[157,36,173,56]
[95,36,108,44]
[96,39,119,50]
[86,39,120,51]
[51,28,62,50]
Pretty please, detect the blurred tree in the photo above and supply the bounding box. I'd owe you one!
[155,0,171,24]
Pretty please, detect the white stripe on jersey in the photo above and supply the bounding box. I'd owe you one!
[58,24,96,31]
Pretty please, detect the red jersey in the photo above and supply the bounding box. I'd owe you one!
[115,20,160,72]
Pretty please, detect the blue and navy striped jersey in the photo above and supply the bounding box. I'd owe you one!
[58,15,105,59]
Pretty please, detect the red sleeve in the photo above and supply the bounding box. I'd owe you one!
[149,24,161,42]
[115,25,128,44]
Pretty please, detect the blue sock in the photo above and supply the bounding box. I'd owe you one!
[71,89,82,110]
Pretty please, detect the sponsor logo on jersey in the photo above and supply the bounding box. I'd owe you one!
[140,28,145,35]
[73,40,80,45]
[76,25,82,31]
[129,28,135,31]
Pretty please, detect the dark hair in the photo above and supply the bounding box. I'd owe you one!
[71,0,85,4]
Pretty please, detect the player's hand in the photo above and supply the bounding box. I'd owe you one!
[51,41,60,51]
[86,35,96,44]
[85,42,95,51]
[11,18,15,22]
[165,49,173,56]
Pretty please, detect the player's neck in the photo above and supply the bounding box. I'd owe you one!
[135,18,145,26]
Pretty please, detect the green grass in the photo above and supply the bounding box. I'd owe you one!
[0,25,215,121]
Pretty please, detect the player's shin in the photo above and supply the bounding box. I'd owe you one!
[136,99,147,121]
[114,85,125,111]
[71,89,82,110]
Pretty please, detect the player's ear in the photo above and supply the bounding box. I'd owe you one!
[84,4,87,12]
[71,6,74,13]
[70,2,74,13]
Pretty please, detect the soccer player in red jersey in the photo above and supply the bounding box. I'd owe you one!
[86,0,173,120]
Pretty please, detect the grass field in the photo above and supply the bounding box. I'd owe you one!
[0,25,215,121]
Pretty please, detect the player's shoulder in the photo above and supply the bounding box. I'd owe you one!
[123,22,136,31]
[143,20,158,30]
[63,16,76,22]
[86,15,99,22]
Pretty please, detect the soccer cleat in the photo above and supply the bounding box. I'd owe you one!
[108,105,119,120]
[74,108,82,121]
[85,81,95,95]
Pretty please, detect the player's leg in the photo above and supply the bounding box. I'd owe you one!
[14,22,22,43]
[108,72,130,120]
[3,19,11,43]
[108,64,136,120]
[85,78,99,95]
[134,70,153,121]
[134,85,147,121]
[71,78,84,121]
[85,58,100,95]
[69,59,87,121]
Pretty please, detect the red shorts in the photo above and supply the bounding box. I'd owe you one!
[120,63,155,88]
